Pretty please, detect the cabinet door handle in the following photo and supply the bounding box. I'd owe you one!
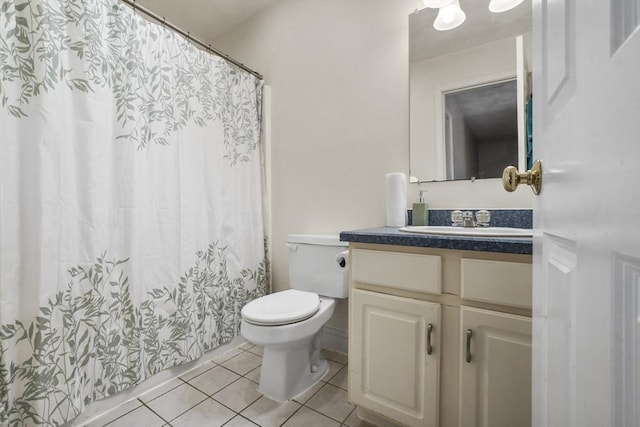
[465,329,473,363]
[426,323,434,355]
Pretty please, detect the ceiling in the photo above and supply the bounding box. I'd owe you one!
[136,0,280,43]
[134,1,530,61]
[409,0,531,62]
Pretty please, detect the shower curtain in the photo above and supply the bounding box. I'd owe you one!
[0,0,269,425]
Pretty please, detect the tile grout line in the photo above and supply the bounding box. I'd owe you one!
[213,389,262,415]
[181,359,265,421]
[163,350,252,424]
[143,377,185,402]
[182,366,239,397]
[98,401,143,427]
[277,368,346,427]
[179,347,263,416]
[163,392,211,425]
[179,352,258,401]
[302,398,353,425]
[277,400,306,427]
[215,350,264,377]
[200,375,262,415]
[137,398,175,426]
[215,348,250,364]
[219,412,260,427]
[144,380,218,425]
[90,348,246,426]
[178,361,219,382]
[93,346,352,427]
[340,407,358,427]
[327,366,348,392]
[241,365,261,385]
[303,404,341,423]
[294,380,328,406]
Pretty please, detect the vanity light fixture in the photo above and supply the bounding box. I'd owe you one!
[488,0,525,13]
[422,0,525,32]
[433,0,466,31]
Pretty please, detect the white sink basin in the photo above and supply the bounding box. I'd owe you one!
[399,226,532,237]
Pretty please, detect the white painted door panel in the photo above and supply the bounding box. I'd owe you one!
[459,306,532,427]
[349,289,440,427]
[532,0,640,426]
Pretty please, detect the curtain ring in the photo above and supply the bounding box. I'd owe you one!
[162,17,166,27]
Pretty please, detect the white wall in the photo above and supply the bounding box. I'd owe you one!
[215,1,532,336]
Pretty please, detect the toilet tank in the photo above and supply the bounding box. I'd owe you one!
[287,234,349,299]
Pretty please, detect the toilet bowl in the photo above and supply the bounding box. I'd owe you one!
[240,234,348,401]
[241,292,335,400]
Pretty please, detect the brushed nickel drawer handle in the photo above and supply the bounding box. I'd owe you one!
[466,329,473,363]
[427,323,434,355]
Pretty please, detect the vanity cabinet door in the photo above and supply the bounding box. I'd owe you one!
[459,306,532,427]
[349,289,441,427]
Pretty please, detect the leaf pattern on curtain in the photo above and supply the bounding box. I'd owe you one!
[0,0,261,161]
[0,242,269,426]
[0,0,268,424]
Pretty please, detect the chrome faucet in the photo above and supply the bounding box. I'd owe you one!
[462,211,475,227]
[451,210,491,227]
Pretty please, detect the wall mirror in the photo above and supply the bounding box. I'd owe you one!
[409,0,532,183]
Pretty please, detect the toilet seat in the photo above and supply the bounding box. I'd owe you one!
[241,289,320,326]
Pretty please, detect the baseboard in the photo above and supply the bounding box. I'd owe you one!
[321,325,348,354]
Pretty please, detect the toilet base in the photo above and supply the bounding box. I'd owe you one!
[258,331,328,401]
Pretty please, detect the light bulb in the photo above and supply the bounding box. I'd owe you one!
[489,0,525,13]
[433,0,466,31]
[422,0,454,8]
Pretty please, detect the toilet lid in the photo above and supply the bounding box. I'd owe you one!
[241,289,320,326]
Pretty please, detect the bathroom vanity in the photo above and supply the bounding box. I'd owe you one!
[341,226,532,427]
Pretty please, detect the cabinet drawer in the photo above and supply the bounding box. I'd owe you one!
[461,259,532,309]
[352,249,441,295]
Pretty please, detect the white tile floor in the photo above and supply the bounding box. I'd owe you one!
[86,343,373,427]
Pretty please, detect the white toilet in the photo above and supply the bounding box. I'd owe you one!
[240,234,348,401]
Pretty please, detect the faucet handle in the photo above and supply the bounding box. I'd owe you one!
[475,210,491,227]
[451,210,464,227]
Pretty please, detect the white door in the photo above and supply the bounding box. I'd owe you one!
[532,0,640,426]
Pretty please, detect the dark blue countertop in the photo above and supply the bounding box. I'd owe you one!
[339,226,533,255]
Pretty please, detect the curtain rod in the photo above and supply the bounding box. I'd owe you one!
[120,0,263,80]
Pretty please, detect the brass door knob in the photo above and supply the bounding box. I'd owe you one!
[502,160,542,195]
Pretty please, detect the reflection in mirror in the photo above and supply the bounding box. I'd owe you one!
[409,0,531,183]
[444,79,517,180]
